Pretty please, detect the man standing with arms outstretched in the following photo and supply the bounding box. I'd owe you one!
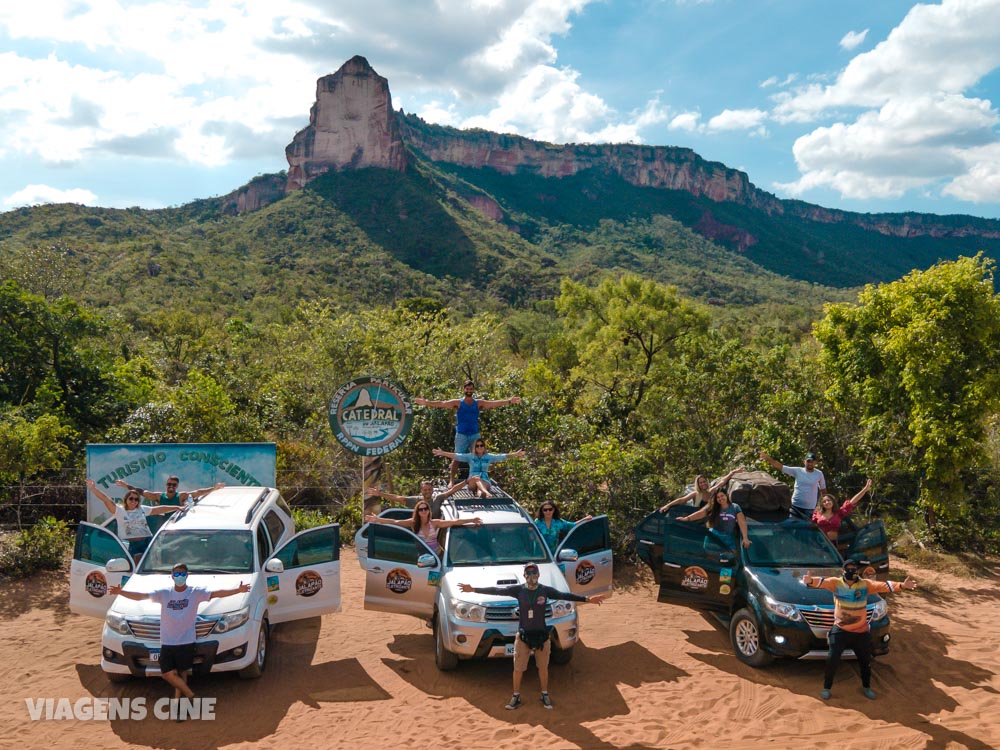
[414,380,521,485]
[760,449,826,520]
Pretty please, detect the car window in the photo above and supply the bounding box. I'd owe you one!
[369,524,433,564]
[275,495,293,517]
[257,525,271,568]
[561,518,609,555]
[664,520,730,561]
[75,524,126,565]
[275,526,339,568]
[139,530,254,574]
[263,510,287,548]
[447,523,551,566]
[745,525,842,567]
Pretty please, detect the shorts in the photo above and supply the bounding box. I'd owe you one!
[158,643,196,674]
[127,536,151,557]
[513,633,550,671]
[454,432,480,454]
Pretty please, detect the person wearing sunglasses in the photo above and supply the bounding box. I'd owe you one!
[365,503,484,555]
[802,557,917,700]
[86,478,183,563]
[115,476,225,508]
[366,478,470,519]
[109,563,250,710]
[534,501,592,553]
[414,380,522,486]
[432,440,525,498]
[459,562,607,710]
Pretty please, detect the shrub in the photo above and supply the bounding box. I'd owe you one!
[290,507,336,532]
[0,516,72,578]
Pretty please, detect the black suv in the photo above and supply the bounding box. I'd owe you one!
[634,505,892,666]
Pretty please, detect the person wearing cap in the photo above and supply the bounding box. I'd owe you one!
[802,558,917,700]
[759,450,826,520]
[414,380,522,485]
[458,563,607,710]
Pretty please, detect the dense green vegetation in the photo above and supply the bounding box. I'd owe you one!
[1,163,998,559]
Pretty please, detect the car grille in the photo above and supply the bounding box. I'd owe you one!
[126,618,216,640]
[485,603,553,621]
[797,605,875,629]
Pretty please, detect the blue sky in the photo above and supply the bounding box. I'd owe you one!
[2,0,999,218]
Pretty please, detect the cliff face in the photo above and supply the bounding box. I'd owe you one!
[221,173,287,215]
[285,55,409,191]
[283,57,1000,242]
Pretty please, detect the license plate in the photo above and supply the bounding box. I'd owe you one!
[505,643,515,656]
[149,650,159,662]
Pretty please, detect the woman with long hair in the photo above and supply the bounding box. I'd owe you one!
[658,467,743,513]
[676,488,750,549]
[814,479,872,543]
[86,478,182,562]
[433,439,525,497]
[533,501,592,552]
[365,502,483,555]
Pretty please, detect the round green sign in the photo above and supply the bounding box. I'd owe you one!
[328,377,413,456]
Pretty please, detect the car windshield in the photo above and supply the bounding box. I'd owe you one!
[745,525,842,567]
[447,523,551,566]
[139,530,254,574]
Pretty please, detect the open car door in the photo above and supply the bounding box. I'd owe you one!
[363,524,439,619]
[69,522,134,619]
[658,519,737,614]
[555,515,613,596]
[266,524,342,624]
[845,520,889,581]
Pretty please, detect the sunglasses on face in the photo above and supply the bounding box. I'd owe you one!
[172,571,187,578]
[166,483,178,488]
[542,507,554,512]
[417,507,430,513]
[524,571,539,577]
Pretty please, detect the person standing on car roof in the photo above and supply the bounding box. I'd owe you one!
[414,380,521,486]
[759,450,826,520]
[459,562,607,711]
[109,562,249,715]
[802,557,917,700]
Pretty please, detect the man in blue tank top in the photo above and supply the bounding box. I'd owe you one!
[414,380,522,485]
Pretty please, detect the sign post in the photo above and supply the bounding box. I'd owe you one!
[328,377,413,517]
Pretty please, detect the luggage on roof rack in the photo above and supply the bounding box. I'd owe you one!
[726,471,791,515]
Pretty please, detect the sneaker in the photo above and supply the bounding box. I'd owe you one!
[540,693,553,710]
[863,688,876,700]
[505,694,522,710]
[820,689,832,700]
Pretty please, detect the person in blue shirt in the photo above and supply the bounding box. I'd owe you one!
[432,438,524,497]
[534,501,592,553]
[677,489,751,549]
[414,380,521,485]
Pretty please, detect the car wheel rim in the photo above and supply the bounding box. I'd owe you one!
[256,627,267,667]
[735,619,759,655]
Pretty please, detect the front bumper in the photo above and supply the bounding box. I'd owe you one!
[100,621,258,677]
[439,612,579,660]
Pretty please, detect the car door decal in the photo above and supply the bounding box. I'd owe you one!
[386,568,412,594]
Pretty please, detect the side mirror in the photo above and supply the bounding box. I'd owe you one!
[265,558,284,573]
[106,558,131,573]
[417,553,438,569]
[558,548,579,562]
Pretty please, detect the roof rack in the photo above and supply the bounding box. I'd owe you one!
[438,485,524,514]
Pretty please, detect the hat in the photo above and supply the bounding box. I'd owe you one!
[842,556,867,569]
[523,562,540,574]
[804,452,817,461]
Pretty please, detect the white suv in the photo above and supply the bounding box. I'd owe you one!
[69,486,341,682]
[357,488,612,669]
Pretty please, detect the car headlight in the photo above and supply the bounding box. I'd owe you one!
[551,600,576,618]
[870,599,888,621]
[212,607,250,634]
[105,612,133,636]
[451,599,487,622]
[764,596,802,622]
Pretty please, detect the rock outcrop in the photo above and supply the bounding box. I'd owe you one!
[285,55,409,190]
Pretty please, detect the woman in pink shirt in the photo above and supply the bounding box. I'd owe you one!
[813,479,872,543]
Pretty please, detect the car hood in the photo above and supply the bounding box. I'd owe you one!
[745,566,884,605]
[443,563,568,599]
[108,573,251,617]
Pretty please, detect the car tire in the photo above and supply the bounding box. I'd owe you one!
[238,619,269,679]
[730,608,773,667]
[105,671,131,683]
[434,614,459,671]
[550,642,574,665]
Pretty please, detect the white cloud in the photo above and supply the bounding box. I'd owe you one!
[3,184,98,207]
[839,28,868,51]
[668,111,701,131]
[706,108,767,132]
[944,143,1000,202]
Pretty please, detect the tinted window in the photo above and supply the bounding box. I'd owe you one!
[275,526,340,568]
[139,530,254,574]
[75,524,127,565]
[370,525,433,565]
[745,525,842,567]
[665,521,729,561]
[447,524,550,566]
[263,510,287,548]
[561,518,610,555]
[275,495,293,517]
[257,525,270,568]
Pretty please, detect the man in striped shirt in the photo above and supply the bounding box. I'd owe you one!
[803,557,917,700]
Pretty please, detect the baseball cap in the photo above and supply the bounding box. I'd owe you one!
[843,556,867,569]
[523,562,540,574]
[804,452,817,461]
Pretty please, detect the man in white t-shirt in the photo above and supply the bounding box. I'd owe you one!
[109,563,249,705]
[759,450,826,520]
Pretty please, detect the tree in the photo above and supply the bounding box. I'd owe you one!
[814,255,1000,532]
[0,410,77,528]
